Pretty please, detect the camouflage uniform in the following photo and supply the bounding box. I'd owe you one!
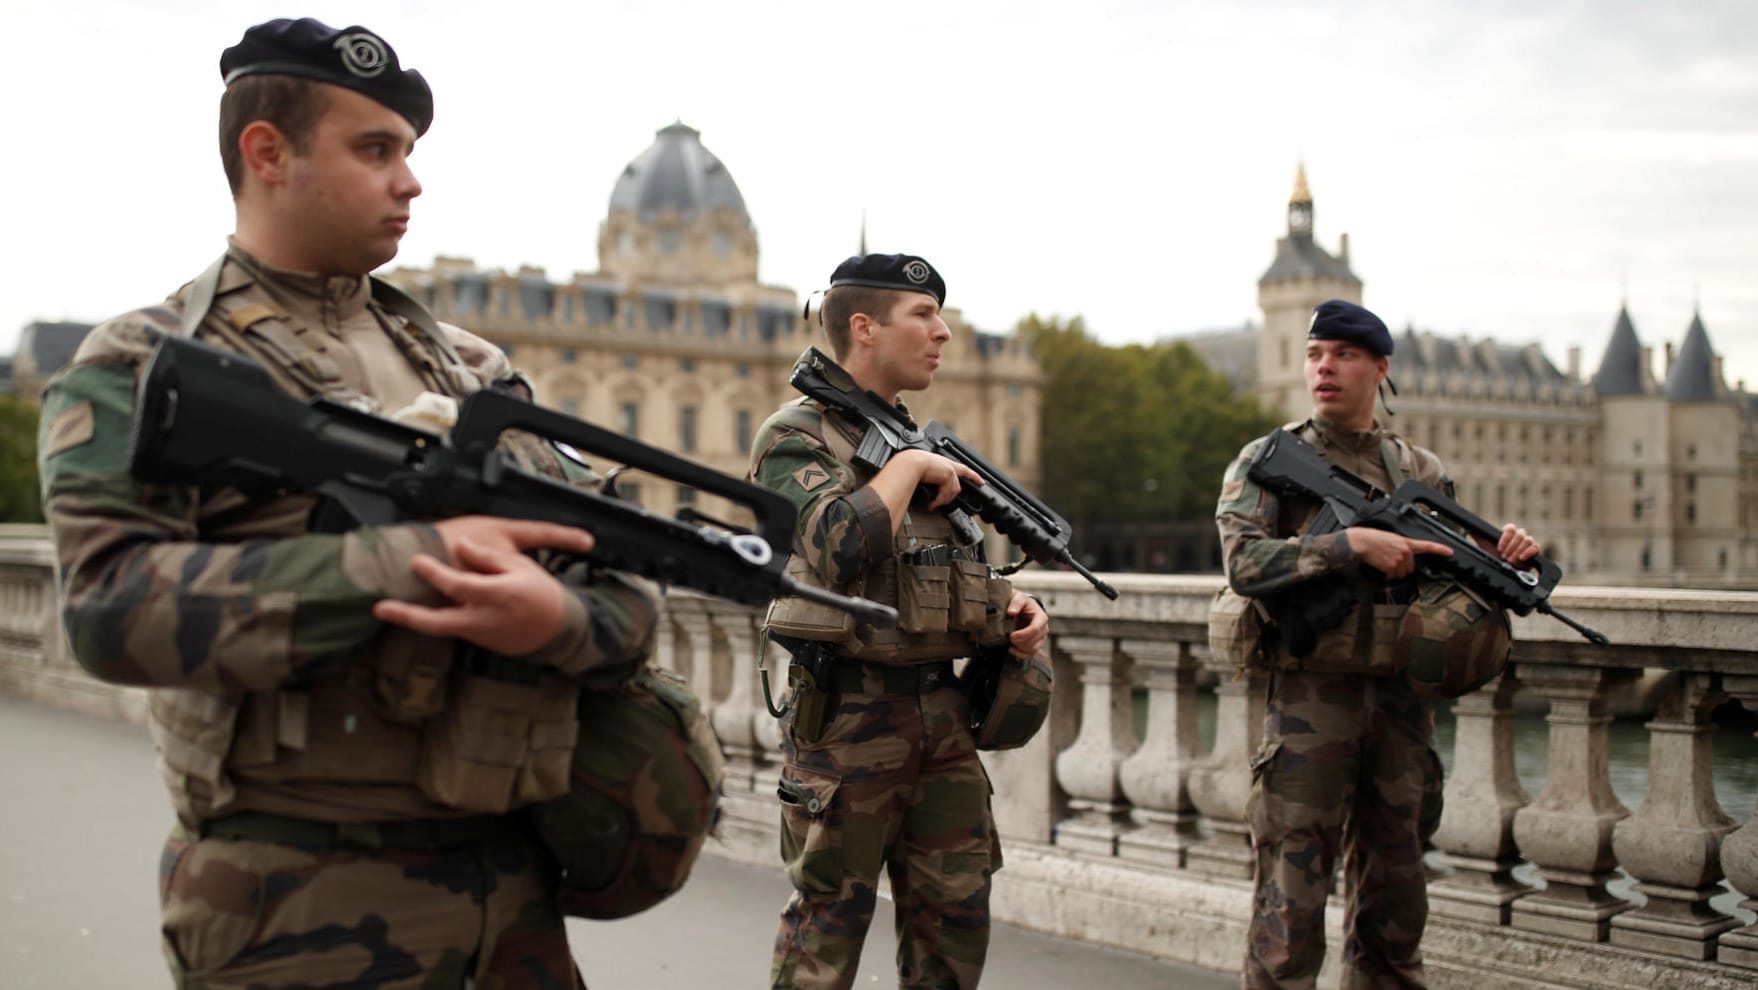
[1216,418,1451,990]
[752,391,1002,990]
[38,244,657,988]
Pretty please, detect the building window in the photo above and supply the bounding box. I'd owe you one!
[1007,384,1023,399]
[620,482,642,507]
[1634,439,1643,456]
[1563,487,1573,518]
[1686,474,1696,493]
[560,397,580,416]
[620,353,638,369]
[1688,442,1697,461]
[563,294,575,322]
[680,357,695,373]
[1641,545,1651,571]
[736,410,753,454]
[1633,500,1644,520]
[676,485,696,507]
[1007,426,1022,468]
[736,363,751,379]
[1720,548,1729,569]
[679,406,698,453]
[1686,502,1696,524]
[620,401,639,436]
[1634,470,1643,490]
[1496,486,1506,518]
[1586,489,1594,522]
[560,347,577,364]
[498,289,510,317]
[502,343,515,360]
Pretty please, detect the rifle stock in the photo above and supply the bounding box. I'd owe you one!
[128,334,898,627]
[1246,428,1607,644]
[791,348,1117,599]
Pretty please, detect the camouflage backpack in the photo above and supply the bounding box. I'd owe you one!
[1397,578,1512,698]
[529,666,726,919]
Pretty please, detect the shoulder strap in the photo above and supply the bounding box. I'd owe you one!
[176,254,230,337]
[1380,436,1407,490]
[370,277,464,370]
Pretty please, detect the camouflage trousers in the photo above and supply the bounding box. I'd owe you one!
[158,823,584,989]
[772,664,1001,990]
[1243,671,1443,990]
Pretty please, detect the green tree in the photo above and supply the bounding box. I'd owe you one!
[1018,313,1278,526]
[0,395,44,523]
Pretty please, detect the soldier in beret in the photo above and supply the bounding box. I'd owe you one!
[749,253,1051,989]
[36,17,657,986]
[1214,299,1538,987]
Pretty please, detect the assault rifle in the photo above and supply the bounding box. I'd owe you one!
[790,347,1118,599]
[127,335,898,626]
[1246,427,1607,644]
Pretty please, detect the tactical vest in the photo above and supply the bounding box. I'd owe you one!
[1262,419,1426,677]
[149,251,577,825]
[763,399,1013,664]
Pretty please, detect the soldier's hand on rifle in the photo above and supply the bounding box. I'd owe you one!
[1488,523,1539,564]
[371,517,594,657]
[1005,591,1050,660]
[1344,527,1453,579]
[871,449,983,520]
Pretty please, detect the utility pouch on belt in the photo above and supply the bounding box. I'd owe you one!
[977,576,1016,647]
[1208,586,1268,669]
[897,546,953,634]
[948,554,992,632]
[417,658,578,813]
[783,642,834,744]
[763,555,857,641]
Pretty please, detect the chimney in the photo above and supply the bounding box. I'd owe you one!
[1664,341,1674,373]
[1338,232,1350,264]
[1713,356,1725,394]
[1639,346,1655,389]
[1567,345,1581,380]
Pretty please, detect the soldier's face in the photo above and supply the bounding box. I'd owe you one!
[282,86,422,275]
[1305,338,1387,429]
[870,291,951,395]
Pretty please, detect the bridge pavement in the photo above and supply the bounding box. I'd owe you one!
[0,696,1233,989]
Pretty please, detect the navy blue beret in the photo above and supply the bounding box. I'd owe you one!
[221,18,433,137]
[1309,299,1393,356]
[828,253,946,306]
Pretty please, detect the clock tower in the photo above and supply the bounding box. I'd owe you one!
[1256,165,1363,417]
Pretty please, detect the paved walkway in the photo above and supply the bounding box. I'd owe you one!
[0,696,1233,989]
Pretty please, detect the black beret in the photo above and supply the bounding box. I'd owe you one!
[221,18,433,137]
[1309,299,1393,357]
[828,253,946,306]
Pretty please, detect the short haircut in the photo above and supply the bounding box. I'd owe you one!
[821,285,901,360]
[219,75,330,194]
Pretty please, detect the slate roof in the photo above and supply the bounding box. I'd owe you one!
[1259,233,1360,285]
[608,122,749,223]
[1592,306,1647,396]
[1663,311,1721,401]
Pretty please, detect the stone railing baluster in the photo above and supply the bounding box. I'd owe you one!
[1609,673,1740,958]
[706,601,764,795]
[1116,638,1202,868]
[1716,675,1758,970]
[1052,636,1135,856]
[1185,652,1267,880]
[1510,664,1638,940]
[1429,673,1533,923]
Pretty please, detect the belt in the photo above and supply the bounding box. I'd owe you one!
[201,811,517,852]
[827,659,957,696]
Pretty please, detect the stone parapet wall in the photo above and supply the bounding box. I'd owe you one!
[5,526,1756,988]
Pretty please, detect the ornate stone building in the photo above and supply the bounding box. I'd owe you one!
[381,122,1043,532]
[1199,167,1758,588]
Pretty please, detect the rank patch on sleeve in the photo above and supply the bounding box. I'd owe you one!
[42,400,96,459]
[792,464,832,491]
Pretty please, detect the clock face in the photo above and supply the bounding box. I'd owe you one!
[1290,205,1311,227]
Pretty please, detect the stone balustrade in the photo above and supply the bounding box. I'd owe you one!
[3,526,1756,989]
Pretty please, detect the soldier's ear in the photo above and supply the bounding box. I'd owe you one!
[849,312,878,348]
[238,120,293,188]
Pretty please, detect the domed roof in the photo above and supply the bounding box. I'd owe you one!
[608,121,749,223]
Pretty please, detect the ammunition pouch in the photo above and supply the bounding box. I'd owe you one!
[531,666,725,920]
[1264,582,1408,676]
[764,555,857,642]
[1208,586,1269,668]
[963,647,1053,751]
[779,640,834,744]
[416,655,578,813]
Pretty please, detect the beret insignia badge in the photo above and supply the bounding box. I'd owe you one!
[334,32,389,78]
[902,260,931,284]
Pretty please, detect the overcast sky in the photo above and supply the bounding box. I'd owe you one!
[6,0,1756,388]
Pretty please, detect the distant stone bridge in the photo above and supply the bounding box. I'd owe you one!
[3,523,1755,989]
